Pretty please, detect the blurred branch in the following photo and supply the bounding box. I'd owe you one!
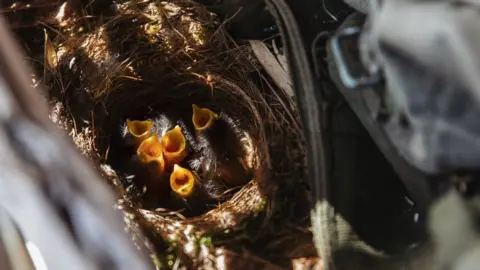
[0,15,152,270]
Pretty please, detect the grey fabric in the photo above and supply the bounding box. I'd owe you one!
[331,190,480,270]
[321,1,480,268]
[364,0,480,97]
[360,0,480,173]
[428,191,480,270]
[314,11,426,270]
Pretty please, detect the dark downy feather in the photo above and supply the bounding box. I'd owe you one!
[169,171,218,216]
[190,112,251,191]
[151,114,175,138]
[125,154,170,208]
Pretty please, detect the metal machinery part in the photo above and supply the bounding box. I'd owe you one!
[330,0,480,203]
[266,0,480,269]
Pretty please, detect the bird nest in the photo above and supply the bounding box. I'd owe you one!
[21,0,308,268]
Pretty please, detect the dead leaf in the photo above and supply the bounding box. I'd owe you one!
[44,29,58,70]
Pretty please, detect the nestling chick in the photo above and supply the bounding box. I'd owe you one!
[134,133,170,207]
[170,164,197,198]
[161,125,188,172]
[137,133,166,176]
[192,104,218,131]
[169,164,216,215]
[121,119,155,151]
[149,112,197,163]
[149,113,196,151]
[190,104,251,190]
[186,141,227,199]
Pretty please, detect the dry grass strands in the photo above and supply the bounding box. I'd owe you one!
[24,0,309,268]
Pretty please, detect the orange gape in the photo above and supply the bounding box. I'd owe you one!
[192,104,218,131]
[161,125,188,171]
[170,165,195,198]
[137,134,165,176]
[126,119,155,148]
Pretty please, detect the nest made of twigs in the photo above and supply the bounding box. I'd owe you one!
[22,0,309,268]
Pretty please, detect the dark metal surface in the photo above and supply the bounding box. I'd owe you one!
[264,1,429,269]
[330,27,382,89]
[327,15,432,210]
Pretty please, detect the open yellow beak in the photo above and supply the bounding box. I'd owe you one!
[126,119,154,146]
[170,164,195,198]
[137,134,165,175]
[161,125,188,170]
[192,104,218,131]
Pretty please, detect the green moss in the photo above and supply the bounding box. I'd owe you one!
[253,198,267,214]
[204,21,219,31]
[166,254,176,268]
[199,235,213,248]
[150,254,163,269]
[164,237,179,248]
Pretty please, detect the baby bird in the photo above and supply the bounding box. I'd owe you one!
[190,104,251,192]
[169,164,216,215]
[122,119,155,151]
[170,164,196,198]
[192,104,218,131]
[137,133,166,177]
[116,119,159,200]
[133,133,170,207]
[161,125,188,172]
[148,112,198,164]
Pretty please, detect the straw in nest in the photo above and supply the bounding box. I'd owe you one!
[25,0,312,268]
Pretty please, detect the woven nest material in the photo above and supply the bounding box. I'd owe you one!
[15,0,313,268]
